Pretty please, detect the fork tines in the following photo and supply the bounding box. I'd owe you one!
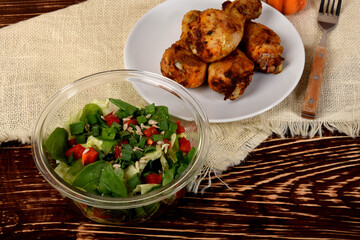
[319,0,342,16]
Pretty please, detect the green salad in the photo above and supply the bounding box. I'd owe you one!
[45,98,195,199]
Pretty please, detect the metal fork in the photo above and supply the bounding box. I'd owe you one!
[301,0,342,119]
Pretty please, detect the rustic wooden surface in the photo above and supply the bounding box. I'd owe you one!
[0,0,85,28]
[1,1,360,239]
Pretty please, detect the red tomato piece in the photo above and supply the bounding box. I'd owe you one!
[125,118,138,125]
[119,139,129,145]
[179,137,191,154]
[67,138,77,148]
[115,139,129,159]
[163,138,172,148]
[115,145,122,159]
[146,138,155,146]
[145,173,162,184]
[92,207,112,219]
[104,112,120,127]
[143,126,159,138]
[65,144,86,160]
[176,121,185,134]
[82,147,98,166]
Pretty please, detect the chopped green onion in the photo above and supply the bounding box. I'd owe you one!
[67,152,74,166]
[91,125,101,137]
[155,106,169,115]
[121,149,134,161]
[75,133,87,144]
[129,135,139,146]
[111,122,121,130]
[176,163,188,176]
[115,109,129,119]
[168,121,177,133]
[184,147,196,164]
[122,144,133,152]
[144,145,156,153]
[176,150,184,162]
[145,103,155,114]
[137,136,147,148]
[151,134,163,142]
[134,150,144,159]
[109,98,138,116]
[136,115,148,125]
[119,130,131,139]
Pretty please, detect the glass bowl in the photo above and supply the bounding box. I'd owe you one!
[32,69,209,224]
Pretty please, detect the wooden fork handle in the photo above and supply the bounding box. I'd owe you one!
[301,45,327,119]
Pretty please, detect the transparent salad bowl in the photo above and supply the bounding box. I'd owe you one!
[32,70,209,224]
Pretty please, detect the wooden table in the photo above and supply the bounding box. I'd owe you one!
[1,1,359,239]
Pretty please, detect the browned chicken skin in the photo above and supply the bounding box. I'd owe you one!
[222,0,262,21]
[160,0,282,100]
[208,49,254,100]
[160,40,207,88]
[241,21,284,74]
[181,8,242,63]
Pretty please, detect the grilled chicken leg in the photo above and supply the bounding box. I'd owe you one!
[208,49,254,100]
[222,0,262,21]
[181,8,242,63]
[160,40,207,88]
[241,21,284,74]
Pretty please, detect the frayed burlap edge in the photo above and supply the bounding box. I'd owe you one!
[189,119,360,194]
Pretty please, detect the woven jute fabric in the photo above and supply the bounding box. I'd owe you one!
[1,0,359,191]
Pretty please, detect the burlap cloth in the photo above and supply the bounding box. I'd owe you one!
[1,0,359,191]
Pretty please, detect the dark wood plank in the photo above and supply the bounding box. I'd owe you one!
[1,136,360,239]
[1,0,360,239]
[0,0,86,28]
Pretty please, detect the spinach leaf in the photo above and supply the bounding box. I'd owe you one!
[101,127,117,141]
[162,167,175,186]
[80,103,102,121]
[72,160,106,194]
[69,121,85,135]
[64,159,84,184]
[55,159,84,184]
[99,163,127,197]
[45,127,68,161]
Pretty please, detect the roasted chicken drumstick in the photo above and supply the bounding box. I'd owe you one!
[222,0,262,21]
[241,21,284,74]
[208,49,254,100]
[181,8,242,63]
[160,40,207,88]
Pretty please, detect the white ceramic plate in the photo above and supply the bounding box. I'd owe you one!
[124,0,305,123]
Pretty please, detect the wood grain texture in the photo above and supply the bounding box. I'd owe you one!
[1,0,360,239]
[1,136,360,239]
[0,0,86,28]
